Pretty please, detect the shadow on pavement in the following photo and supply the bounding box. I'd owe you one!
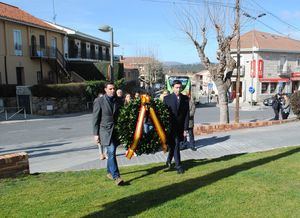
[196,102,217,108]
[84,147,300,218]
[0,142,71,155]
[194,135,230,148]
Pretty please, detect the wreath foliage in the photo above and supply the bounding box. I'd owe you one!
[116,98,170,155]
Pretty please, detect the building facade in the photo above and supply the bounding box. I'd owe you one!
[0,2,66,85]
[231,30,300,104]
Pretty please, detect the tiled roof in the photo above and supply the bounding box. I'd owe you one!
[0,2,61,32]
[121,56,159,68]
[231,30,300,51]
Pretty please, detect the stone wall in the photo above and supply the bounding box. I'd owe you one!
[194,118,297,135]
[32,96,87,115]
[2,97,17,108]
[0,152,29,179]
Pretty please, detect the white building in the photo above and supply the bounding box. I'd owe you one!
[231,30,300,104]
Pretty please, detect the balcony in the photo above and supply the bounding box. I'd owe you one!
[277,65,291,77]
[29,45,57,59]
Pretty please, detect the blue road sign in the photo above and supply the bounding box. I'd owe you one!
[249,86,255,94]
[208,83,213,90]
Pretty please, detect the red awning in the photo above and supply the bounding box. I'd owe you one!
[291,77,300,81]
[259,78,290,82]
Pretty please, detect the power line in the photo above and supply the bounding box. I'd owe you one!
[248,0,300,32]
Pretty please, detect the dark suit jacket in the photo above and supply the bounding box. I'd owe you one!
[163,93,189,142]
[92,95,121,146]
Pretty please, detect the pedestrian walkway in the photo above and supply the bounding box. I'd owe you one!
[62,121,300,173]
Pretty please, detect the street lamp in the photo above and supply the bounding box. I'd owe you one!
[243,13,266,106]
[99,25,114,82]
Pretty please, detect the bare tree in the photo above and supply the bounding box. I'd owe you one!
[176,1,238,123]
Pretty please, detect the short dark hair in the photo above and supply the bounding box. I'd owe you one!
[172,80,182,87]
[104,81,114,88]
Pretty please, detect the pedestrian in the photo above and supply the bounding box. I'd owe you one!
[281,94,291,120]
[159,90,169,102]
[272,94,281,120]
[134,92,140,100]
[188,96,196,150]
[163,80,189,174]
[124,93,132,106]
[116,89,124,105]
[92,82,124,185]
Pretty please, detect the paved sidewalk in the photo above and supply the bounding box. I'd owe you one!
[9,120,295,173]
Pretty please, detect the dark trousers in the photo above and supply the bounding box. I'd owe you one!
[282,112,289,120]
[167,136,181,169]
[273,109,280,120]
[188,128,195,147]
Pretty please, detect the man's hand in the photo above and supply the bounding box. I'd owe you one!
[94,135,100,144]
[183,130,188,137]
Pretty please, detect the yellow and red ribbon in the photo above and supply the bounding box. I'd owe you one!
[126,94,167,159]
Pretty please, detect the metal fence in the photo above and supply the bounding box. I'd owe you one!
[0,107,27,121]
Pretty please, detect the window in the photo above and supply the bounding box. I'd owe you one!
[16,67,24,85]
[39,35,45,48]
[13,30,22,56]
[48,71,54,83]
[261,83,269,94]
[37,71,43,84]
[270,83,277,93]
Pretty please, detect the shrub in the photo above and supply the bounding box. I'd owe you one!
[290,91,300,119]
[0,84,17,97]
[31,83,86,98]
[85,80,106,100]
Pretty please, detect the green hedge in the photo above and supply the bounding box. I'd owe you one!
[30,79,127,100]
[0,84,17,97]
[290,91,300,119]
[31,83,86,98]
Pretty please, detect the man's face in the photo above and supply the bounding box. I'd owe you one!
[116,89,123,97]
[173,84,182,95]
[105,84,115,97]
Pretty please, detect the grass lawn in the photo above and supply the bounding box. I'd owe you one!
[1,146,299,218]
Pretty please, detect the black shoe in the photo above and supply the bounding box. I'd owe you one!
[177,167,184,174]
[166,161,172,169]
[190,146,197,151]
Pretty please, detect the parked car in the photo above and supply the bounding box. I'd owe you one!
[263,97,274,106]
[263,93,291,106]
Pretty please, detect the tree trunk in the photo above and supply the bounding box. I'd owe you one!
[216,80,230,124]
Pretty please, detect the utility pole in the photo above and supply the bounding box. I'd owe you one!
[235,0,241,123]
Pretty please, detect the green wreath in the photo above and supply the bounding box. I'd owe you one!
[116,98,170,155]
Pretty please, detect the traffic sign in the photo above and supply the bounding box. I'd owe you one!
[208,83,213,90]
[249,86,255,94]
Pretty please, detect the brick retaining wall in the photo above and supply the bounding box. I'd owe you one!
[0,152,29,179]
[194,118,298,135]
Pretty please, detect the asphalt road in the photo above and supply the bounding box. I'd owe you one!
[0,104,280,146]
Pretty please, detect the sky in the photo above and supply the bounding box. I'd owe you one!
[2,0,300,64]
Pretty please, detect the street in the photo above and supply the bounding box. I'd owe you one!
[0,104,298,173]
[0,104,277,146]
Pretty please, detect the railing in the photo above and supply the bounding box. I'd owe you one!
[0,107,27,121]
[29,45,57,59]
[277,65,292,77]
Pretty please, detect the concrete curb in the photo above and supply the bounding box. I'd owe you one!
[194,118,299,135]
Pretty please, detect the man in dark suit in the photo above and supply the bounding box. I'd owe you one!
[163,80,189,174]
[93,82,124,185]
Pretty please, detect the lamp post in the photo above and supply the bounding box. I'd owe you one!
[99,25,114,82]
[243,13,266,106]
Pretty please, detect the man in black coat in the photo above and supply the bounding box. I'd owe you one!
[93,82,124,185]
[163,80,189,174]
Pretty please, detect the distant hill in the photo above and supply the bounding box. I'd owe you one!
[163,61,184,67]
[163,62,205,73]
